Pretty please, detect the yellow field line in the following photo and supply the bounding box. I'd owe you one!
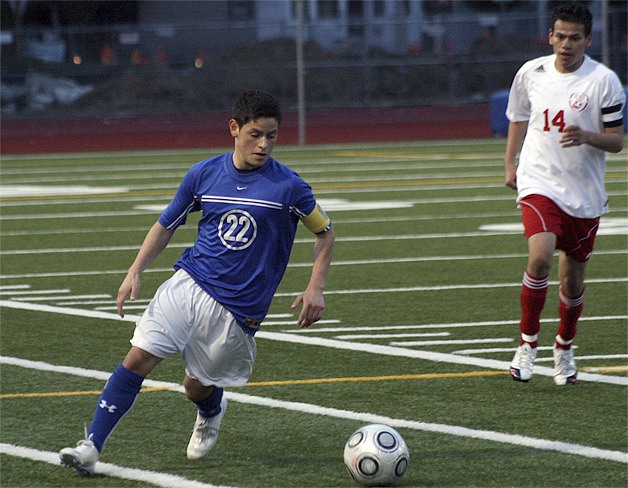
[0,371,505,399]
[0,371,506,399]
[0,386,171,399]
[245,370,507,386]
[2,367,625,399]
[580,365,628,373]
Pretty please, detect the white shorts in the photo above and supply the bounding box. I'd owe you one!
[130,269,256,387]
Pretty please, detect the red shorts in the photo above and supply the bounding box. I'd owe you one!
[519,194,600,262]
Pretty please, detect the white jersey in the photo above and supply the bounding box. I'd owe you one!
[506,54,625,218]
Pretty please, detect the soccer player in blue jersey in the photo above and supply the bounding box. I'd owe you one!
[60,90,335,474]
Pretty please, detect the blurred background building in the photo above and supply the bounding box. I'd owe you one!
[1,0,626,119]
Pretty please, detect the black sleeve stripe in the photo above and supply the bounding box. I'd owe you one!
[601,103,623,115]
[603,118,624,128]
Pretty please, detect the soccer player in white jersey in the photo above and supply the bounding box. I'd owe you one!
[504,2,625,385]
[59,90,335,475]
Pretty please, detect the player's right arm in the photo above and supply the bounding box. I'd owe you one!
[117,222,176,317]
[504,120,528,190]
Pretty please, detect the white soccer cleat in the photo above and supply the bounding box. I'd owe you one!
[187,397,228,460]
[59,438,99,475]
[553,346,577,385]
[509,343,537,382]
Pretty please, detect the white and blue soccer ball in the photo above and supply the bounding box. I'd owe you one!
[343,424,409,486]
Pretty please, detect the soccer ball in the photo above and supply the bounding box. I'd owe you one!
[343,424,409,486]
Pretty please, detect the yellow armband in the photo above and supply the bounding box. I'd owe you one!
[301,203,332,234]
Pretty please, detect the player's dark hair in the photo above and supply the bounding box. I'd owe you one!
[551,2,592,36]
[232,90,282,127]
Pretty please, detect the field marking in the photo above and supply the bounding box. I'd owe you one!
[4,220,628,254]
[0,192,526,212]
[388,338,513,347]
[480,218,627,236]
[23,155,624,179]
[0,387,170,399]
[1,168,510,185]
[0,212,524,236]
[2,139,621,162]
[0,300,138,322]
[3,163,624,185]
[0,443,232,488]
[255,331,628,386]
[290,315,628,333]
[2,249,627,280]
[0,211,531,236]
[239,371,508,386]
[1,356,626,465]
[1,186,625,208]
[314,186,627,197]
[11,294,111,302]
[582,366,628,373]
[229,391,628,465]
[2,225,627,254]
[0,288,70,296]
[0,372,510,399]
[3,364,626,395]
[274,277,627,297]
[1,300,625,386]
[3,233,514,255]
[334,332,450,339]
[0,185,130,197]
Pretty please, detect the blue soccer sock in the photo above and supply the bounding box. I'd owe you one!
[87,364,144,452]
[195,386,224,418]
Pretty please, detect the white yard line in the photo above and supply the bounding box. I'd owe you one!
[1,300,625,387]
[0,443,233,488]
[288,315,628,333]
[1,355,626,465]
[274,277,627,297]
[1,249,626,279]
[388,338,514,347]
[334,332,451,340]
[0,288,70,296]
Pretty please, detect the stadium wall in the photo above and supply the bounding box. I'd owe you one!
[0,105,491,154]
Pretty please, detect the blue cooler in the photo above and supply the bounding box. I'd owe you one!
[490,89,510,137]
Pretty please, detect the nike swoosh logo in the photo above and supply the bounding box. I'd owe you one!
[237,186,247,191]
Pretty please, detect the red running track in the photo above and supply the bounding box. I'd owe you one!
[1,105,491,154]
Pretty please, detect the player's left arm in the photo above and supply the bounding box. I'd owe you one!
[291,204,335,328]
[560,124,624,153]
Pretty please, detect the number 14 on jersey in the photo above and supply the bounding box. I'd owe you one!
[543,109,566,132]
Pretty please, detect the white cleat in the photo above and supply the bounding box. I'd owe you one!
[59,438,99,475]
[509,343,537,382]
[187,397,228,460]
[553,346,577,385]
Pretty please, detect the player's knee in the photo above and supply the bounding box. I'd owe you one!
[122,346,160,377]
[183,375,213,402]
[527,256,552,277]
[560,276,584,297]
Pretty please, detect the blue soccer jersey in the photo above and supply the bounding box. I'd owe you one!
[158,153,329,335]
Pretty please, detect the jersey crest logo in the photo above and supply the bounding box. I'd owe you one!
[569,93,589,112]
[218,209,257,250]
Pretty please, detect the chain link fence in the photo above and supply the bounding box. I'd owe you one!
[2,2,626,119]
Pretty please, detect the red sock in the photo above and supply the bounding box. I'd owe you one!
[557,287,584,349]
[519,271,548,347]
